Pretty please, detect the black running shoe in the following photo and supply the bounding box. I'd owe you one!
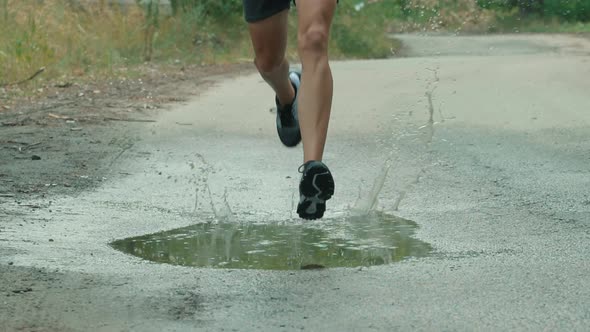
[297,160,335,220]
[275,71,301,147]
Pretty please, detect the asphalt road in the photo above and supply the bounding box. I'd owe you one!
[1,34,590,331]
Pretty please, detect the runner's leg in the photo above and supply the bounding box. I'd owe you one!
[295,0,337,162]
[247,9,294,107]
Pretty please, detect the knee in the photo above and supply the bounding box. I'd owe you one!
[298,25,329,57]
[254,52,283,75]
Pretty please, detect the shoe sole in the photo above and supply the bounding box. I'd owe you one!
[297,167,335,220]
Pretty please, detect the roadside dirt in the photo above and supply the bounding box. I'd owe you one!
[0,62,254,331]
[0,62,254,202]
[1,264,205,331]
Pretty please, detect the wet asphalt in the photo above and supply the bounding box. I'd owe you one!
[2,34,590,331]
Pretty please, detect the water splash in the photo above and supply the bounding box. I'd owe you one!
[349,68,439,216]
[219,187,235,222]
[205,183,234,223]
[188,153,235,222]
[351,161,391,216]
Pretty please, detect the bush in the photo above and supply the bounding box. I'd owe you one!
[544,0,590,22]
[477,0,590,22]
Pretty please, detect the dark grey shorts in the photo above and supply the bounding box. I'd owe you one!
[242,0,338,23]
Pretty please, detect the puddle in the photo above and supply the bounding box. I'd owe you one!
[110,211,432,270]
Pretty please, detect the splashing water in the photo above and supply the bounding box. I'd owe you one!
[351,161,391,216]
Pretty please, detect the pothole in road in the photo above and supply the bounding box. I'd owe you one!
[110,211,432,270]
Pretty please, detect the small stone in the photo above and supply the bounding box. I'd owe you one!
[301,264,325,270]
[31,155,41,160]
[12,287,33,294]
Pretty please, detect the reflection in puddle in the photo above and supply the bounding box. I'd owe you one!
[111,211,432,270]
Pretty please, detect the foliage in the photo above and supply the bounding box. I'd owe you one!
[386,0,496,32]
[544,0,590,22]
[476,0,590,21]
[329,2,397,59]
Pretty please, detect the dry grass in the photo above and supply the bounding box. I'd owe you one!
[0,0,395,90]
[0,0,256,86]
[0,0,149,84]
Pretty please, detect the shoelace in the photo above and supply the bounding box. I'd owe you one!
[298,163,306,173]
[298,161,315,173]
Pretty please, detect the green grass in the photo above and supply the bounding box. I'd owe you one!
[329,2,399,59]
[489,14,590,33]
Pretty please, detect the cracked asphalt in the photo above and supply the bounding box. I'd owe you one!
[1,34,590,331]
